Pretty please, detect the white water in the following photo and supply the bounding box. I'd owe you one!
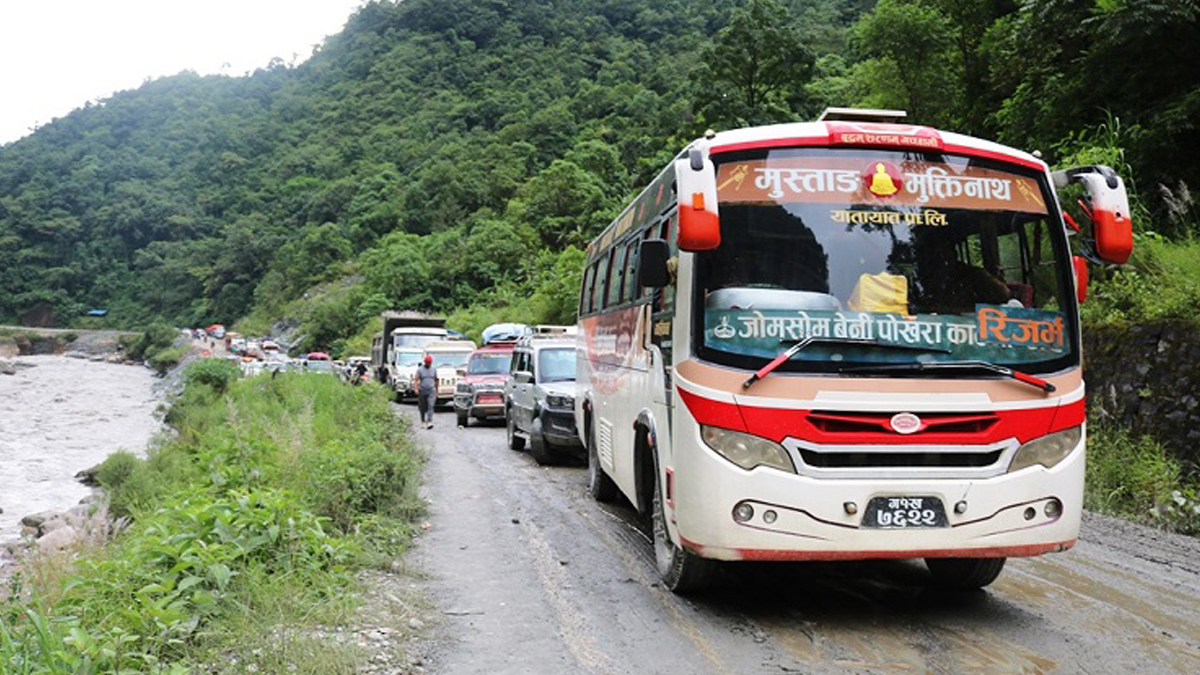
[0,356,160,543]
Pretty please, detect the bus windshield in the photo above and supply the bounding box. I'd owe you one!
[698,147,1077,374]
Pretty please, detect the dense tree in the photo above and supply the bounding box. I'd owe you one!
[696,0,816,127]
[1,0,1192,342]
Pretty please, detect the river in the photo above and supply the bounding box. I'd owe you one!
[0,355,161,544]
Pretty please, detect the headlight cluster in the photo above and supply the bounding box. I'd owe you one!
[546,394,574,409]
[700,425,795,473]
[1008,426,1082,473]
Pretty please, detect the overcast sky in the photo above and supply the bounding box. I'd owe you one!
[0,0,368,145]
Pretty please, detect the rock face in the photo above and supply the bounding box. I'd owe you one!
[1084,319,1200,467]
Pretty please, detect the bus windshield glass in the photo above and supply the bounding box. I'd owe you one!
[468,353,511,375]
[698,147,1077,374]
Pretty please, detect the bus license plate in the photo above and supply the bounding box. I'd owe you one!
[861,496,948,528]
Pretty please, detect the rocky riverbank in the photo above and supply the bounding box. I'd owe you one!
[0,354,161,571]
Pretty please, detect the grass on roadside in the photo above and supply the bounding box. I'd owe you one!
[1,360,421,674]
[1086,419,1200,535]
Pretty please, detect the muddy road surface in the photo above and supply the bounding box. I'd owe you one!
[402,405,1200,675]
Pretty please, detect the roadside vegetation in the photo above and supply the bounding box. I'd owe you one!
[119,323,186,374]
[1086,419,1200,535]
[0,361,421,674]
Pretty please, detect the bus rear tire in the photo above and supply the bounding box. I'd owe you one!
[506,413,525,451]
[587,424,617,502]
[529,418,555,466]
[925,557,1006,589]
[652,457,716,593]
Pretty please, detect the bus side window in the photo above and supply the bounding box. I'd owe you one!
[605,246,626,308]
[623,239,640,302]
[580,263,595,316]
[593,251,610,311]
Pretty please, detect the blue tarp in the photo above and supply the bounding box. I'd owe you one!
[87,308,109,316]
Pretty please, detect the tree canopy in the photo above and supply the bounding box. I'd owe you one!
[0,0,1196,348]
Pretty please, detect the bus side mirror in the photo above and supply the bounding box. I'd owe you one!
[1073,255,1088,303]
[1053,165,1133,264]
[638,239,671,288]
[675,149,720,251]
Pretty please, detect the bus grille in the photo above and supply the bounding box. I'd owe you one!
[798,448,1004,469]
[807,411,998,436]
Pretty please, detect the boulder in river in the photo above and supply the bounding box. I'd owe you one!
[20,510,58,529]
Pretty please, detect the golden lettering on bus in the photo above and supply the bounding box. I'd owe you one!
[829,208,948,227]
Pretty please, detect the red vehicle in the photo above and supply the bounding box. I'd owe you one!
[454,342,517,427]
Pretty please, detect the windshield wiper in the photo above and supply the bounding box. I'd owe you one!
[838,360,1056,394]
[741,337,950,390]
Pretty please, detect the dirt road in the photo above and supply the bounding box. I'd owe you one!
[401,405,1200,675]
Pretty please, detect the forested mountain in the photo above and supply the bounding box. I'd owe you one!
[1,0,1197,354]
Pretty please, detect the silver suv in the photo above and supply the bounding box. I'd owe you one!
[504,334,581,465]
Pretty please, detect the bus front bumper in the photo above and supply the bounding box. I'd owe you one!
[670,431,1085,563]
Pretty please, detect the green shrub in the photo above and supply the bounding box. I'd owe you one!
[1086,421,1200,534]
[123,323,179,362]
[183,358,240,393]
[96,450,139,491]
[147,345,186,374]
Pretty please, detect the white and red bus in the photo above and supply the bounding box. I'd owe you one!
[575,109,1133,592]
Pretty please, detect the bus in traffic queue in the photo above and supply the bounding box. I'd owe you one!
[574,108,1134,593]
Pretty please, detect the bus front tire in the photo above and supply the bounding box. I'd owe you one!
[652,458,716,593]
[529,417,555,466]
[506,413,525,451]
[925,557,1006,589]
[587,424,617,502]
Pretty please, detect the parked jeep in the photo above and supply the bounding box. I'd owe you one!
[503,329,581,465]
[454,342,517,427]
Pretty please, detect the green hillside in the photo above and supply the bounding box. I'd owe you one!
[1,0,1198,353]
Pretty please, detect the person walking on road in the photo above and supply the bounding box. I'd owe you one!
[414,354,437,429]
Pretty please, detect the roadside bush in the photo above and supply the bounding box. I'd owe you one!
[122,322,179,362]
[146,344,186,374]
[1086,420,1200,534]
[2,360,419,674]
[183,357,240,393]
[298,437,418,532]
[95,449,139,491]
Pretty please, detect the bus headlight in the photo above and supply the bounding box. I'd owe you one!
[1008,426,1082,473]
[700,426,795,473]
